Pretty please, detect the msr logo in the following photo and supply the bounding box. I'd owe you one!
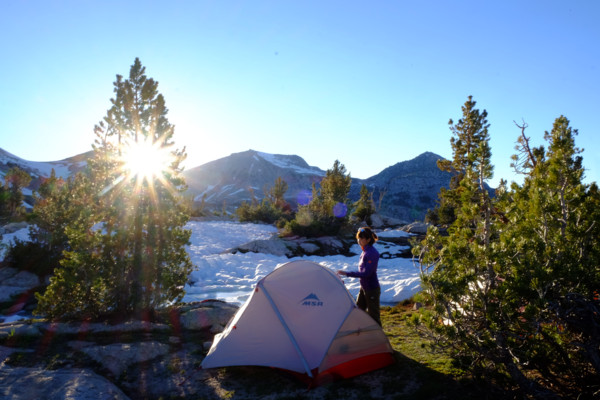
[300,293,323,307]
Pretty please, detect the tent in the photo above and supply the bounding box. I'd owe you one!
[201,260,395,383]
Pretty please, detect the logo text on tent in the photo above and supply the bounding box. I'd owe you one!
[300,293,323,307]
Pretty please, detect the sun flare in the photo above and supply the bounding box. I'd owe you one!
[122,138,171,183]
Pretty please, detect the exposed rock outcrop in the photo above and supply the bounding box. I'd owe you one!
[0,301,240,400]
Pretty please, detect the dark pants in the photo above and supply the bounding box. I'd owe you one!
[356,287,381,326]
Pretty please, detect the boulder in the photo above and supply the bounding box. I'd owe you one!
[70,341,170,377]
[36,320,171,336]
[0,366,130,400]
[401,222,432,235]
[231,238,296,257]
[0,322,42,338]
[178,301,238,332]
[299,242,320,254]
[369,213,385,228]
[0,221,29,235]
[0,268,41,303]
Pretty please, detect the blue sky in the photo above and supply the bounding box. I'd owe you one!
[1,1,598,187]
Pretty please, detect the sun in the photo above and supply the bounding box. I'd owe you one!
[122,138,172,183]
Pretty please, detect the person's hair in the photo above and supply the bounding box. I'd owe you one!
[356,227,378,245]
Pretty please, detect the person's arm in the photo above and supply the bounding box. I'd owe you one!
[345,250,377,278]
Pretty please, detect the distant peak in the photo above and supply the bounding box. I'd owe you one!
[414,151,444,160]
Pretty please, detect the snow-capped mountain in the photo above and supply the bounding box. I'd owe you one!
[183,149,327,210]
[183,150,455,221]
[0,148,90,198]
[0,147,455,221]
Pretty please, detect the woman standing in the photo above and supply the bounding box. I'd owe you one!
[338,227,381,326]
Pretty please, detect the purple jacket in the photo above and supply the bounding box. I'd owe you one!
[345,244,380,291]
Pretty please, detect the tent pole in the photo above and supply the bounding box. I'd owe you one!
[258,281,314,378]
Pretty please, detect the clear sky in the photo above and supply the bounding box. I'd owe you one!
[1,1,598,188]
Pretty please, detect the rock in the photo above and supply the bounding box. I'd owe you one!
[1,268,40,287]
[179,301,238,331]
[35,320,171,336]
[379,215,407,227]
[299,242,320,254]
[0,267,41,303]
[315,236,345,250]
[412,302,423,311]
[232,238,295,257]
[0,322,42,338]
[0,221,29,235]
[0,366,130,400]
[71,341,170,377]
[401,222,432,235]
[369,213,385,228]
[367,213,406,229]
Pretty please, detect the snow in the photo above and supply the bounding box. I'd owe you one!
[0,228,31,260]
[1,148,86,180]
[377,229,413,238]
[257,152,325,176]
[1,221,422,312]
[181,220,421,306]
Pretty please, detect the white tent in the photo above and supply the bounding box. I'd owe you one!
[201,260,394,383]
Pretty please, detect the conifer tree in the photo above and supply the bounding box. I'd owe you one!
[353,184,375,223]
[285,160,352,237]
[414,102,600,397]
[3,166,32,217]
[36,58,193,320]
[269,176,288,208]
[496,116,600,391]
[413,97,536,392]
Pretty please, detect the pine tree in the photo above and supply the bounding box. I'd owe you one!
[269,176,288,208]
[36,58,193,320]
[3,166,32,217]
[285,160,352,237]
[496,116,600,391]
[431,95,492,226]
[353,184,375,223]
[414,103,600,397]
[413,97,541,394]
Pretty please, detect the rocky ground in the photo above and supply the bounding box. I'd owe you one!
[0,220,440,399]
[0,301,249,400]
[0,301,462,400]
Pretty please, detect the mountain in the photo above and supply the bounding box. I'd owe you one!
[357,152,452,221]
[183,150,326,208]
[183,150,453,222]
[0,148,90,204]
[1,147,455,222]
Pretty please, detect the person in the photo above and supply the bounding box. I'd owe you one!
[338,227,381,326]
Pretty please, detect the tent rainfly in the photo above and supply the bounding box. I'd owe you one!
[201,260,395,383]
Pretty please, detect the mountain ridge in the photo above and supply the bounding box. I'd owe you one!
[1,147,453,221]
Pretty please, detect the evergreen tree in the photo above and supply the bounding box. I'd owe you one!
[413,97,537,393]
[0,185,9,219]
[284,160,352,237]
[496,116,600,392]
[431,95,491,226]
[353,184,375,223]
[414,102,600,397]
[36,58,193,320]
[268,176,289,209]
[237,177,292,225]
[3,166,32,217]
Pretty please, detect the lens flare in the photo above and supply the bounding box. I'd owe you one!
[296,190,312,206]
[333,202,348,218]
[122,138,171,183]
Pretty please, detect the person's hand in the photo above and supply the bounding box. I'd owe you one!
[337,270,347,277]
